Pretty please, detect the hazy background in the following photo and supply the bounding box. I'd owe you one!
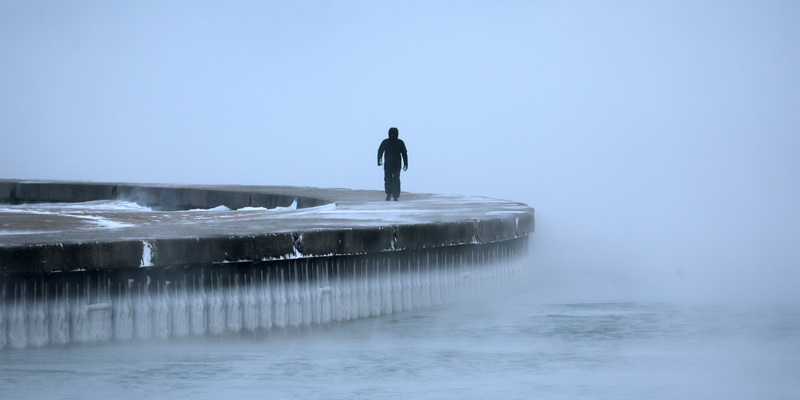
[2,1,799,305]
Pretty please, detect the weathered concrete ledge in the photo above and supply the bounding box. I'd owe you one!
[0,180,534,275]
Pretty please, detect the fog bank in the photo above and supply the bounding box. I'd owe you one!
[2,1,799,304]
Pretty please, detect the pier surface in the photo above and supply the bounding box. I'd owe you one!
[0,180,534,274]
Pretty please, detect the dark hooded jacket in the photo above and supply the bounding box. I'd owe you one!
[377,129,408,170]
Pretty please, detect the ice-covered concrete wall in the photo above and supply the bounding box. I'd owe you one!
[0,181,534,349]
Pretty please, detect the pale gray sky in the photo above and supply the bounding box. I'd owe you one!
[2,1,799,303]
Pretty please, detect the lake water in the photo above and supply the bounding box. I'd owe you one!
[1,258,798,399]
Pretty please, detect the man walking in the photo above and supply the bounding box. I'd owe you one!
[377,127,408,201]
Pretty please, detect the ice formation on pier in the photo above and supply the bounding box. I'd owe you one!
[0,241,526,349]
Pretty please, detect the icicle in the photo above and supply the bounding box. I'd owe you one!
[49,283,69,346]
[337,261,350,322]
[320,261,331,324]
[133,281,152,340]
[28,281,49,348]
[242,273,258,332]
[258,271,272,330]
[402,261,411,309]
[151,281,169,339]
[0,284,6,350]
[113,281,133,342]
[416,258,430,307]
[381,260,392,315]
[171,279,189,338]
[226,273,242,333]
[301,263,312,327]
[273,269,287,329]
[207,274,224,336]
[311,263,322,326]
[370,261,381,317]
[358,261,368,319]
[288,264,301,328]
[189,274,207,336]
[9,283,27,349]
[70,282,92,344]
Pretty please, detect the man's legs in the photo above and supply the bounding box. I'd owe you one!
[391,169,401,200]
[383,169,393,200]
[383,168,401,200]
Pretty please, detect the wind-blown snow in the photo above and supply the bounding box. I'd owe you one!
[0,199,308,235]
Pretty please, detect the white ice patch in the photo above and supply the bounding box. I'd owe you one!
[140,241,153,267]
[0,200,151,214]
[0,207,53,215]
[0,200,145,230]
[70,214,135,228]
[292,202,334,213]
[271,200,298,211]
[184,200,296,213]
[185,205,231,212]
[243,200,298,212]
[237,200,297,212]
[57,200,151,212]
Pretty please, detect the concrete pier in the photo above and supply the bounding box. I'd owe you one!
[0,180,534,349]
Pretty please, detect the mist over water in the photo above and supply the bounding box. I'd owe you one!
[1,266,798,400]
[2,1,800,398]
